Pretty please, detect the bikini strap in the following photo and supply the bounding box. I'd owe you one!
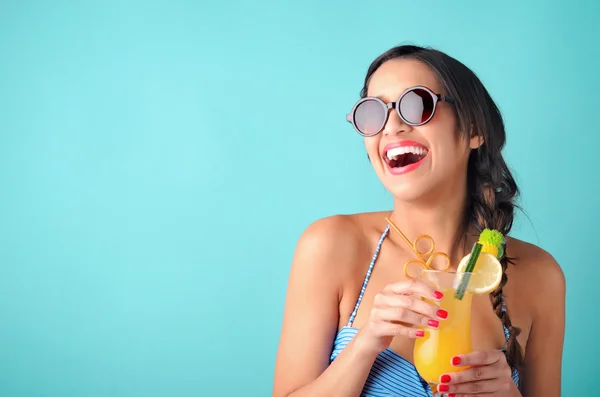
[500,294,521,384]
[347,225,390,327]
[501,294,511,342]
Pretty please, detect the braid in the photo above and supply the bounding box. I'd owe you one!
[468,146,524,371]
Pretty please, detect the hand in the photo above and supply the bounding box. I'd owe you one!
[353,279,448,357]
[437,350,513,396]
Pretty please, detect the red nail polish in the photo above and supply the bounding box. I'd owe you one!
[437,309,448,319]
[440,374,451,383]
[433,290,443,299]
[452,356,462,366]
[438,384,449,392]
[428,319,439,328]
[448,394,456,397]
[415,330,425,337]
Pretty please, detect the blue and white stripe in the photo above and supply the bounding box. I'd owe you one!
[329,226,520,396]
[347,225,389,327]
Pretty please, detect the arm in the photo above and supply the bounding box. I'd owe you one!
[520,252,566,397]
[272,216,378,397]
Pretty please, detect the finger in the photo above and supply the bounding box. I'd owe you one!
[438,378,508,395]
[374,306,440,329]
[439,363,501,384]
[384,279,443,301]
[451,350,503,367]
[374,321,424,338]
[376,293,446,320]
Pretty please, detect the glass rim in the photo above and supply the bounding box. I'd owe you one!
[417,269,476,275]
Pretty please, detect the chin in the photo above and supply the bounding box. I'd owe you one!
[384,181,436,203]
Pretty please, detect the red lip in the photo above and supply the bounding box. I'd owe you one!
[382,140,429,176]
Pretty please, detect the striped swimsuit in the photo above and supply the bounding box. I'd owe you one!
[329,225,520,397]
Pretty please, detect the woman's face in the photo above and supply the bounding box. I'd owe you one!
[363,58,482,202]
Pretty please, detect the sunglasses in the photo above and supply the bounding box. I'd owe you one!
[346,85,455,137]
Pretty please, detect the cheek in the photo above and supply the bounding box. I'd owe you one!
[433,141,470,172]
[422,121,465,155]
[363,138,380,159]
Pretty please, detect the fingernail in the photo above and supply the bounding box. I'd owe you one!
[448,394,456,397]
[415,330,425,337]
[452,356,462,366]
[437,309,448,319]
[433,290,443,299]
[440,374,451,383]
[438,384,449,392]
[428,319,439,328]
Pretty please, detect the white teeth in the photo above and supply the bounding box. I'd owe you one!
[386,146,428,160]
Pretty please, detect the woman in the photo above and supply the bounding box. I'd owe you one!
[272,45,565,397]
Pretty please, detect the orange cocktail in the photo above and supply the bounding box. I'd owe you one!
[413,270,478,388]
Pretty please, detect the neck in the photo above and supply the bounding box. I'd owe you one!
[388,180,472,266]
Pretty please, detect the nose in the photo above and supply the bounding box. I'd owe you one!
[382,105,412,137]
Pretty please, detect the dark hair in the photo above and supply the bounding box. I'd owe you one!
[360,44,523,371]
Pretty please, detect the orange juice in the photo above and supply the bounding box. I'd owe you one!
[413,271,476,384]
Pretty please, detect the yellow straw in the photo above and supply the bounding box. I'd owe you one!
[384,216,415,253]
[385,216,451,278]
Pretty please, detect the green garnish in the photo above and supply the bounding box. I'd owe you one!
[454,242,483,300]
[478,229,503,248]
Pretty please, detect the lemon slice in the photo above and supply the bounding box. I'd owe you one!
[479,242,499,258]
[457,252,502,294]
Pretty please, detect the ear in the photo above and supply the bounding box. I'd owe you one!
[469,133,484,149]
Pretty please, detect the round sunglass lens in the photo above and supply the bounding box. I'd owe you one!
[400,89,434,124]
[354,100,386,135]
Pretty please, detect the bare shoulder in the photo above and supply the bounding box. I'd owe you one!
[295,214,367,258]
[507,237,565,288]
[505,236,566,310]
[291,213,374,281]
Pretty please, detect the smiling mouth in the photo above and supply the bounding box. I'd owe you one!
[384,145,429,169]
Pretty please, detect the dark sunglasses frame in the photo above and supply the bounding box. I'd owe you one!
[346,85,455,137]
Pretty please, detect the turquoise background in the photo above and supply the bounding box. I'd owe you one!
[1,1,598,396]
